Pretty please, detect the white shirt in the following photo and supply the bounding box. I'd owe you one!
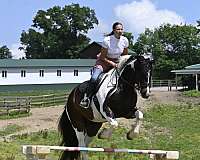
[102,35,129,59]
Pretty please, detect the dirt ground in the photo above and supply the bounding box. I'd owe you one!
[0,89,199,139]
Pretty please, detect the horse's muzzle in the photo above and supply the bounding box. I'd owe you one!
[140,88,149,99]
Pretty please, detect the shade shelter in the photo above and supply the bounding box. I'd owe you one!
[171,64,200,91]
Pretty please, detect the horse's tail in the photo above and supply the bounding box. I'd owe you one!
[58,105,79,160]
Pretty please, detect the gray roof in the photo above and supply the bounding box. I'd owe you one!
[0,59,96,68]
[185,64,200,69]
[171,63,200,74]
[171,69,200,74]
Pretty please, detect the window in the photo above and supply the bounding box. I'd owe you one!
[74,69,78,76]
[2,70,7,78]
[39,70,44,77]
[57,70,61,76]
[21,70,26,77]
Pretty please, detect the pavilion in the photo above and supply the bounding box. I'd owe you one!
[171,64,200,91]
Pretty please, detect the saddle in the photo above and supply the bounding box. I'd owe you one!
[78,68,118,110]
[78,73,108,100]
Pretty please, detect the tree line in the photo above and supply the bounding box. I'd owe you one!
[1,3,200,79]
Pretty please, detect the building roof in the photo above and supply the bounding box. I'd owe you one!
[185,64,200,70]
[0,59,96,68]
[171,63,200,74]
[171,69,200,74]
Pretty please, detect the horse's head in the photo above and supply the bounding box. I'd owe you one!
[117,54,152,99]
[134,54,152,98]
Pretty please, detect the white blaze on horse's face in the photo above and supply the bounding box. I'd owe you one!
[143,52,153,95]
[147,71,151,94]
[137,55,152,99]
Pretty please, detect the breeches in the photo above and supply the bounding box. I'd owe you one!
[91,67,103,83]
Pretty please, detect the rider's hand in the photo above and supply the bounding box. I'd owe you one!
[111,62,117,68]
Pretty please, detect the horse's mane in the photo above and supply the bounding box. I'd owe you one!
[117,55,132,71]
[106,55,134,77]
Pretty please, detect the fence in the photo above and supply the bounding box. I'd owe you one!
[22,145,179,160]
[0,97,31,115]
[30,93,68,107]
[151,80,176,87]
[0,93,68,115]
[151,80,179,91]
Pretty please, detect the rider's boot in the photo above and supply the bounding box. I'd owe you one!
[80,67,102,108]
[80,82,96,108]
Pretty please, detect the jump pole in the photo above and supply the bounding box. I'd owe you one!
[22,145,179,160]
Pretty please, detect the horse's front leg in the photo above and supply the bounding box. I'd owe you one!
[127,110,143,140]
[97,106,117,139]
[98,125,115,139]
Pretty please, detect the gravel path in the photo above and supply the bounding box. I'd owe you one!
[0,106,64,135]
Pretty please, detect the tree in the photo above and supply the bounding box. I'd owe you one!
[133,24,200,79]
[20,4,98,59]
[123,32,134,49]
[0,45,12,59]
[133,28,155,54]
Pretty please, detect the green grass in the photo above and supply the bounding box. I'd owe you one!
[0,124,24,137]
[182,90,200,97]
[0,103,199,160]
[0,90,67,97]
[145,104,200,160]
[0,111,31,120]
[0,130,60,160]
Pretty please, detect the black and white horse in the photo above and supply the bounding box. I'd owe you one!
[58,54,152,160]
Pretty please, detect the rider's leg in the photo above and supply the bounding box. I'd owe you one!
[80,67,103,108]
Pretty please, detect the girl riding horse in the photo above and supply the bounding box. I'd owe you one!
[80,22,129,126]
[58,54,152,160]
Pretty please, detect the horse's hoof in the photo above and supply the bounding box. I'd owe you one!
[126,131,138,140]
[98,128,113,139]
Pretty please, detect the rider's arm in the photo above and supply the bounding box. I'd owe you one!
[99,47,117,67]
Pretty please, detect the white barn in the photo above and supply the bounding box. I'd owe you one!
[0,59,95,86]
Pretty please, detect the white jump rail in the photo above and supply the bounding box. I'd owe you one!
[22,145,179,160]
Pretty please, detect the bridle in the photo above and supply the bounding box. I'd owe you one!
[115,57,137,89]
[115,56,151,91]
[115,66,135,89]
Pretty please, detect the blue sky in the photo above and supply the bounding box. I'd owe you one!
[0,0,199,58]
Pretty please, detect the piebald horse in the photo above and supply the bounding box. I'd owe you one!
[58,54,152,160]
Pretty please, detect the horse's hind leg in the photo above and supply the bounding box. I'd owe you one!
[74,130,94,160]
[127,110,143,140]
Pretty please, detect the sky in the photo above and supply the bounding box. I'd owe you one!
[0,0,199,59]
